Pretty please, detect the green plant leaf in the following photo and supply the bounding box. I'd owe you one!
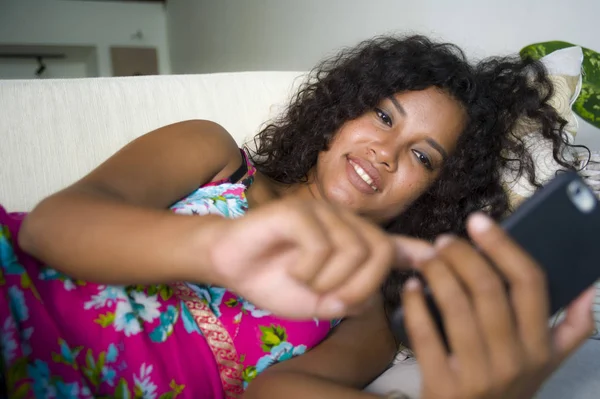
[96,351,106,376]
[115,378,131,399]
[225,298,239,307]
[0,224,9,239]
[520,40,576,60]
[83,349,100,387]
[259,324,287,352]
[520,41,600,129]
[11,382,31,399]
[159,285,173,301]
[20,273,31,289]
[169,380,185,394]
[51,352,64,364]
[134,384,144,398]
[7,357,28,390]
[242,366,258,383]
[94,311,115,327]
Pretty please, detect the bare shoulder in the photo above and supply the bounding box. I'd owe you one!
[148,119,241,171]
[257,295,397,388]
[73,119,245,208]
[158,119,243,180]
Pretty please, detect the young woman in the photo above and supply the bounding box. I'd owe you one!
[0,35,595,399]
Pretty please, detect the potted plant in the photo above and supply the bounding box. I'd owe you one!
[521,41,600,130]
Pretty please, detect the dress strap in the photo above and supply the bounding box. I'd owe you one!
[171,282,244,398]
[203,149,256,189]
[228,149,256,185]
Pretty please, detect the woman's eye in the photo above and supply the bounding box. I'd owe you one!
[375,108,392,127]
[412,150,433,170]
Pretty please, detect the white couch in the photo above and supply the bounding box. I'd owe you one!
[1,73,599,398]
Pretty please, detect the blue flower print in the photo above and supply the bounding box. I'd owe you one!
[106,343,119,363]
[331,318,342,329]
[28,359,55,398]
[1,318,17,363]
[61,340,77,364]
[255,342,307,374]
[39,267,80,291]
[133,363,158,399]
[149,305,179,343]
[129,291,161,323]
[171,183,248,218]
[56,380,80,399]
[180,301,202,335]
[212,196,247,219]
[113,301,142,337]
[54,381,92,399]
[102,343,119,386]
[81,385,92,398]
[230,296,271,324]
[238,297,271,318]
[187,284,226,317]
[102,366,117,387]
[84,286,128,310]
[21,327,33,356]
[117,360,128,372]
[8,286,28,323]
[51,339,84,370]
[0,227,25,275]
[39,268,60,280]
[102,344,119,387]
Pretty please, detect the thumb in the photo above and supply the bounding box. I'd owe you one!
[552,285,596,362]
[391,236,434,271]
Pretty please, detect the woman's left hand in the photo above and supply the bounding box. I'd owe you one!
[403,212,596,399]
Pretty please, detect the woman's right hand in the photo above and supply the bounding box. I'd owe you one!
[402,212,595,399]
[206,197,432,320]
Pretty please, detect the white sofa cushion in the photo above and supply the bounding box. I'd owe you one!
[0,72,304,212]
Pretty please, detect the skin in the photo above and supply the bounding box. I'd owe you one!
[293,88,464,223]
[18,86,594,399]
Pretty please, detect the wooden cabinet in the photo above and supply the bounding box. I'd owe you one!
[110,46,159,77]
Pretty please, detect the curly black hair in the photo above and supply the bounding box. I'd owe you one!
[248,35,575,316]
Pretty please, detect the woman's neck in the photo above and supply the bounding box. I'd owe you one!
[247,172,319,209]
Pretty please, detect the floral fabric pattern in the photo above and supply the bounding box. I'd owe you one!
[0,213,221,398]
[0,151,337,398]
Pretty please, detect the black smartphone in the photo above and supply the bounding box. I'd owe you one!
[391,170,600,351]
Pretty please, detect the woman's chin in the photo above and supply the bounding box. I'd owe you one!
[324,189,364,212]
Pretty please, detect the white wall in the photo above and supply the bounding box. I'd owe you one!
[0,0,170,77]
[167,0,599,73]
[166,0,600,149]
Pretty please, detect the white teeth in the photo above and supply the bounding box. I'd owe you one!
[350,160,377,191]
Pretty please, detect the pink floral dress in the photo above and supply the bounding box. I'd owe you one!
[0,150,338,398]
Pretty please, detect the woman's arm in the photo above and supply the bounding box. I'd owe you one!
[244,295,398,398]
[18,120,243,285]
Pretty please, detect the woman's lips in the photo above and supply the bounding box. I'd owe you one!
[346,156,381,193]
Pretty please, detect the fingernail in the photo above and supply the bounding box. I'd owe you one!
[414,248,436,266]
[435,234,454,249]
[403,277,421,292]
[412,257,432,271]
[468,212,493,233]
[582,286,597,312]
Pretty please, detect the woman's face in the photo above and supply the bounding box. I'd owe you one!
[307,87,467,224]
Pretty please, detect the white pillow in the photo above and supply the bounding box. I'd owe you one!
[502,46,583,206]
[500,46,600,339]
